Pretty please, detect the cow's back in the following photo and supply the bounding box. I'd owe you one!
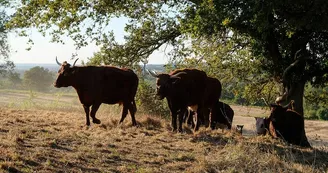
[170,68,207,104]
[102,66,139,99]
[212,101,234,127]
[74,66,138,104]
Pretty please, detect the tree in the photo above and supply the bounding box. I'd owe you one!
[8,0,328,146]
[0,0,14,74]
[7,71,22,88]
[23,66,54,92]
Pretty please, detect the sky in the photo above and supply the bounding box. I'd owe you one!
[7,18,169,65]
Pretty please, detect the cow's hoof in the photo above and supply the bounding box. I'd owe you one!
[171,128,177,132]
[177,129,183,133]
[93,119,101,124]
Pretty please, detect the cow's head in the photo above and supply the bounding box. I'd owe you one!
[147,70,182,100]
[255,117,269,135]
[269,100,294,119]
[266,100,295,130]
[54,57,79,88]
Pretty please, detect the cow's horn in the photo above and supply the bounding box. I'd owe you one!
[283,100,295,110]
[72,58,79,67]
[147,70,159,78]
[55,56,62,66]
[171,72,187,79]
[261,97,270,109]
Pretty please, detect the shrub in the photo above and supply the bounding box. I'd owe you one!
[135,78,170,118]
[304,109,318,120]
[23,66,54,92]
[317,108,328,120]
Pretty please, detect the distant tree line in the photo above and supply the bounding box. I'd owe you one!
[0,66,55,92]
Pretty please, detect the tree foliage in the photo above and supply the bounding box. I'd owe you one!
[7,0,328,109]
[0,0,14,73]
[23,66,54,92]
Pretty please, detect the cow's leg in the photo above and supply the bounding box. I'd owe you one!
[171,112,178,132]
[119,102,129,125]
[209,105,218,130]
[189,105,201,132]
[178,109,187,133]
[183,109,188,123]
[83,105,91,126]
[167,100,178,132]
[188,110,195,128]
[90,103,101,124]
[128,100,137,126]
[194,111,200,132]
[203,108,210,128]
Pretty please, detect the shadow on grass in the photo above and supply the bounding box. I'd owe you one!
[190,133,232,146]
[246,140,328,171]
[138,116,163,130]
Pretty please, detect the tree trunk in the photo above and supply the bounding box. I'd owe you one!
[281,80,311,147]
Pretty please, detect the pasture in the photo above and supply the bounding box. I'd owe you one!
[0,90,327,172]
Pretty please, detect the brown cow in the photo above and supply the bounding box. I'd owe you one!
[255,101,311,147]
[54,57,139,126]
[148,68,208,132]
[183,76,223,128]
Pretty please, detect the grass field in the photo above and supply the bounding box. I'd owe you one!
[0,89,327,172]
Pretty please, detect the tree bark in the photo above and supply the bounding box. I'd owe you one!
[280,80,311,147]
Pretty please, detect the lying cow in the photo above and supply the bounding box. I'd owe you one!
[255,100,295,135]
[185,101,234,130]
[210,101,234,130]
[54,57,139,126]
[255,101,310,147]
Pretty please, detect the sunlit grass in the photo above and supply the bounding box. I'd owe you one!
[0,90,327,172]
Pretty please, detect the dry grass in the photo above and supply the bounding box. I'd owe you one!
[0,106,327,173]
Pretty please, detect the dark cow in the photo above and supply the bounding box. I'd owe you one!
[210,101,234,130]
[148,68,208,132]
[186,101,234,130]
[255,101,310,147]
[204,77,222,127]
[183,77,222,127]
[54,57,139,126]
